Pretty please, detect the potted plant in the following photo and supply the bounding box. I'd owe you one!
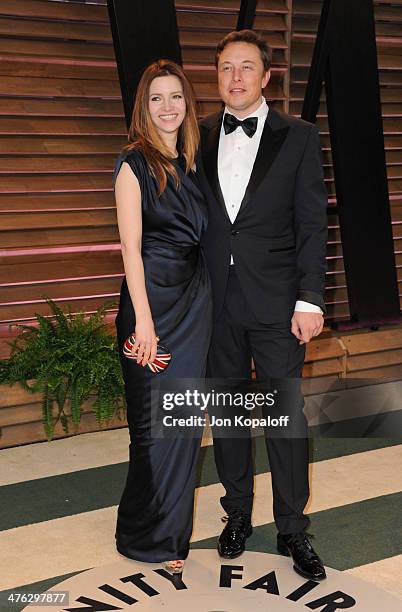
[0,297,126,441]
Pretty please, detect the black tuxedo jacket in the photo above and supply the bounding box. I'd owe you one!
[197,105,328,324]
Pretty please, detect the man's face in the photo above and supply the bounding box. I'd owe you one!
[217,41,270,118]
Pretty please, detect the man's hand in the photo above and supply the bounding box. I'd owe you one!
[291,311,324,345]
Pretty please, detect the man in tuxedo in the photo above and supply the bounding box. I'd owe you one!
[197,30,328,581]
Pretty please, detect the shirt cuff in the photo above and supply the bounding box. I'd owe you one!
[294,300,323,314]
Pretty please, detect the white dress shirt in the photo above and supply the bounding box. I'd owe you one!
[217,97,322,314]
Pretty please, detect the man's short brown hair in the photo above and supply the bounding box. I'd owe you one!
[215,29,272,72]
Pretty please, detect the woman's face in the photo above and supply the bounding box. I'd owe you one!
[148,75,186,139]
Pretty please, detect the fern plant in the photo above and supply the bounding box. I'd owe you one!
[0,297,126,441]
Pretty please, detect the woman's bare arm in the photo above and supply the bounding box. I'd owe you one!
[115,161,157,365]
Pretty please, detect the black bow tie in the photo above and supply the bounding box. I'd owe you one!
[223,113,258,138]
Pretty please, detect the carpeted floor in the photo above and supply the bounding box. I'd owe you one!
[0,428,401,611]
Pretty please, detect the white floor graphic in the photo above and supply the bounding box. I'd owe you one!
[20,550,402,611]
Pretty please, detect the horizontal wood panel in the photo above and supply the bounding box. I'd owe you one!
[175,0,240,12]
[1,250,124,284]
[0,154,118,173]
[0,16,111,42]
[292,0,322,16]
[374,6,402,24]
[383,135,402,148]
[292,45,402,70]
[304,337,345,361]
[0,75,121,98]
[326,242,346,258]
[374,0,402,6]
[0,294,119,324]
[322,302,350,321]
[0,381,42,409]
[0,117,125,135]
[0,135,126,155]
[324,286,348,303]
[0,0,108,22]
[0,399,98,428]
[177,11,287,30]
[343,328,402,355]
[0,409,126,449]
[378,72,402,86]
[0,191,115,211]
[254,0,288,12]
[291,0,402,19]
[1,274,122,303]
[302,358,344,377]
[0,37,115,60]
[175,0,287,13]
[289,83,324,101]
[0,97,124,118]
[254,14,288,31]
[1,208,116,231]
[0,58,118,81]
[375,22,402,38]
[325,276,347,293]
[347,349,402,372]
[196,99,224,116]
[388,165,402,179]
[326,259,345,275]
[346,363,402,379]
[177,12,237,29]
[389,178,402,193]
[0,174,113,192]
[1,226,119,249]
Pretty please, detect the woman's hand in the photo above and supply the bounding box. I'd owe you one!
[132,317,159,366]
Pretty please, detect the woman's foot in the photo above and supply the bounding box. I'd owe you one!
[161,560,185,574]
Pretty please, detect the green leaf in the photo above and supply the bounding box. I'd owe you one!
[42,387,54,442]
[0,298,126,440]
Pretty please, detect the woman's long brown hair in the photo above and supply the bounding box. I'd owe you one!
[122,60,199,195]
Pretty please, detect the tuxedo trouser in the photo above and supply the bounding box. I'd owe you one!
[207,265,310,535]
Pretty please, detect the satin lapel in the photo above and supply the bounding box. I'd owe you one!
[201,114,230,222]
[237,111,290,218]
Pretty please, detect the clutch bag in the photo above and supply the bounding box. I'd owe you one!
[123,333,171,374]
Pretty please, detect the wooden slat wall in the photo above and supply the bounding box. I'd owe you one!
[2,0,395,328]
[2,1,402,449]
[0,0,126,326]
[289,0,349,323]
[374,1,402,310]
[1,0,399,322]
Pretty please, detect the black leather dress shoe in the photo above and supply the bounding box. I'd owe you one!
[217,510,252,559]
[277,532,327,580]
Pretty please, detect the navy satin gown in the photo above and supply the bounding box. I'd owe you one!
[113,149,212,562]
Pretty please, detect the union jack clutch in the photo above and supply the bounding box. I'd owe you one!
[123,333,172,374]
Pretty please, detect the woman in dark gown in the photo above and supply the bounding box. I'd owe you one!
[113,60,212,574]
